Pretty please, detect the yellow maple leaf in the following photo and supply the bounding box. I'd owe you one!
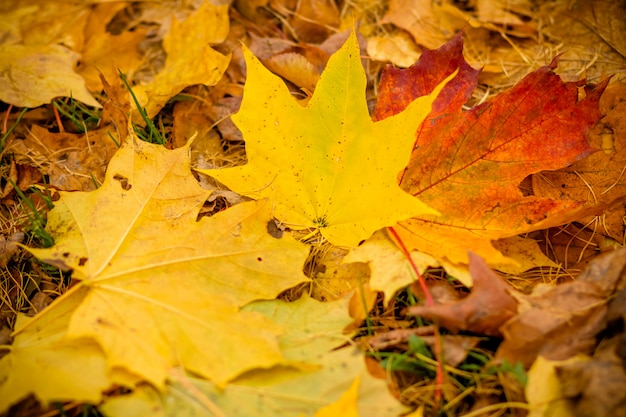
[98,295,404,417]
[24,137,310,388]
[525,356,582,417]
[201,31,455,247]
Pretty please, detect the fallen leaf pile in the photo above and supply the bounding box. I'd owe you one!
[1,137,402,416]
[1,1,625,416]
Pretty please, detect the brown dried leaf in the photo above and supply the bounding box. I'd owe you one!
[8,125,119,191]
[407,252,518,336]
[497,248,626,367]
[289,0,340,43]
[368,328,481,367]
[0,233,24,268]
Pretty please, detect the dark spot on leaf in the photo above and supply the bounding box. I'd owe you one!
[257,257,262,262]
[113,174,132,190]
[267,219,283,238]
[63,252,70,257]
[79,257,88,266]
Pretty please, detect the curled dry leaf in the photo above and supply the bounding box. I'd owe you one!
[289,0,340,43]
[8,125,120,191]
[407,252,518,337]
[6,74,129,192]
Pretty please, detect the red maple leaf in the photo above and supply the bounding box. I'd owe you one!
[375,33,609,270]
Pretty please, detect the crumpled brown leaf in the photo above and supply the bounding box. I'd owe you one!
[496,247,626,367]
[407,252,518,337]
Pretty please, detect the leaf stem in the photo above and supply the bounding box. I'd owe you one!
[386,227,434,306]
[387,226,445,404]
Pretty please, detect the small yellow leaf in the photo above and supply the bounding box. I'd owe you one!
[344,230,470,297]
[203,31,455,247]
[0,44,100,108]
[78,3,148,91]
[138,2,231,118]
[526,355,581,417]
[314,376,360,417]
[403,405,425,417]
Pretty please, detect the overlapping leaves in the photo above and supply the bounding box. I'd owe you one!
[202,31,454,247]
[0,137,312,411]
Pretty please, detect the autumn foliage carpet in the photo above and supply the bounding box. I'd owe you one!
[1,1,626,417]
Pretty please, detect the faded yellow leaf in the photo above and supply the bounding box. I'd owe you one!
[243,294,354,362]
[138,1,230,118]
[26,137,310,388]
[101,348,406,417]
[203,31,454,247]
[0,44,100,108]
[492,236,560,274]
